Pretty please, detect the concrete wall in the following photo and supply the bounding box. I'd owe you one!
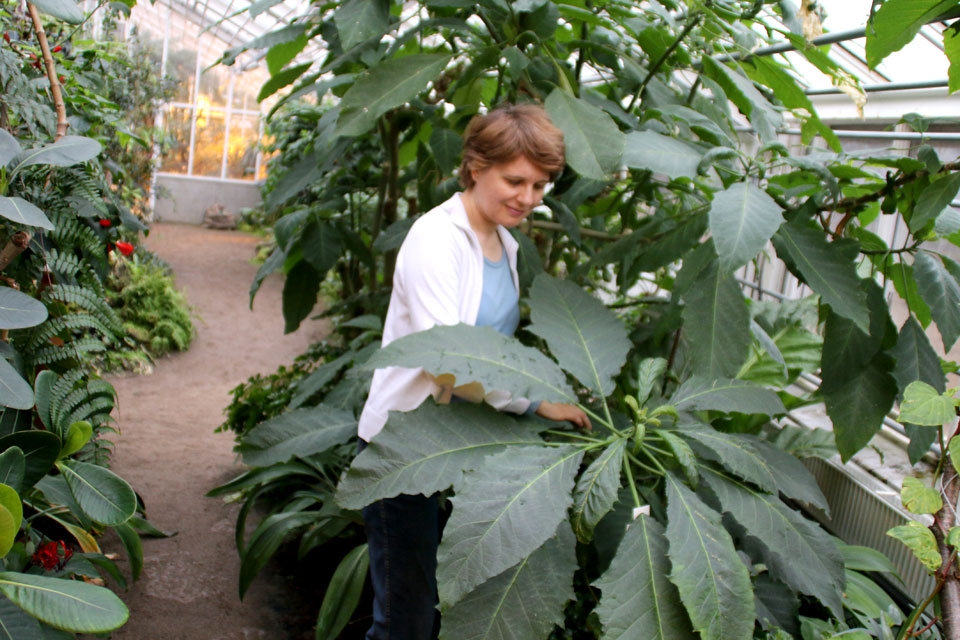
[153,174,263,224]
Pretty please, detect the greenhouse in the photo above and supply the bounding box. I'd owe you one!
[1,0,960,638]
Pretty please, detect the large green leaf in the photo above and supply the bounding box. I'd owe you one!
[866,0,956,67]
[301,221,342,276]
[25,0,83,22]
[0,572,128,633]
[892,317,946,462]
[593,514,693,640]
[887,521,941,571]
[709,182,783,272]
[0,432,59,490]
[822,352,898,461]
[571,439,625,543]
[362,324,577,404]
[681,257,751,378]
[544,89,624,180]
[0,504,14,559]
[0,197,54,231]
[0,359,34,411]
[899,381,957,426]
[681,427,778,494]
[59,460,136,526]
[0,131,21,167]
[0,287,47,329]
[9,137,101,174]
[701,57,781,142]
[337,402,541,509]
[239,404,356,467]
[665,474,754,640]
[0,593,42,640]
[440,523,577,640]
[701,468,844,618]
[437,445,583,609]
[913,250,960,351]
[335,0,390,49]
[240,511,317,599]
[772,222,869,332]
[622,131,702,180]
[911,172,960,232]
[265,34,309,75]
[947,23,960,94]
[748,440,831,514]
[527,274,630,397]
[0,447,24,494]
[257,62,312,102]
[671,377,785,415]
[315,544,369,640]
[281,260,320,334]
[819,283,891,387]
[337,54,452,137]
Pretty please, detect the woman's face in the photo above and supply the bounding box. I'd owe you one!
[467,155,550,231]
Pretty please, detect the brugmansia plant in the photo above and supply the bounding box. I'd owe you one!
[333,273,880,640]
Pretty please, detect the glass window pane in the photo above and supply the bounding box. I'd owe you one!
[159,107,192,174]
[233,68,268,112]
[226,115,261,180]
[198,33,229,108]
[193,109,226,177]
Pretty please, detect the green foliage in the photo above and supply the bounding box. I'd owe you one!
[107,258,195,357]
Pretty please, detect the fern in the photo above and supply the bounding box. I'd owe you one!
[31,337,108,366]
[48,211,107,264]
[29,249,107,297]
[43,284,124,334]
[27,314,119,350]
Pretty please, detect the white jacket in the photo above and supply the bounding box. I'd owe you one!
[357,192,532,442]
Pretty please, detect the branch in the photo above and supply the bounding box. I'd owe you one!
[27,2,68,141]
[529,219,623,241]
[820,161,960,216]
[629,12,701,112]
[0,231,31,272]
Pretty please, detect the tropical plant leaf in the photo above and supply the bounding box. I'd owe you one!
[0,432,58,490]
[911,172,960,232]
[527,274,630,398]
[865,0,956,67]
[113,522,143,583]
[899,381,957,426]
[257,62,312,102]
[680,427,778,494]
[282,260,321,334]
[913,250,960,351]
[238,404,356,467]
[437,445,584,609]
[901,476,943,514]
[301,220,342,275]
[571,439,625,543]
[701,468,845,618]
[58,460,136,526]
[839,542,901,575]
[0,131,21,167]
[543,196,581,246]
[334,0,390,50]
[823,351,899,461]
[772,222,870,332]
[0,198,54,231]
[0,359,34,411]
[636,357,667,406]
[24,0,83,22]
[362,324,577,404]
[701,56,781,142]
[681,258,751,378]
[440,523,577,640]
[748,439,831,513]
[315,543,369,640]
[59,421,92,459]
[709,182,783,272]
[887,521,941,571]
[0,448,24,495]
[0,287,47,330]
[0,593,42,640]
[265,34,309,75]
[337,54,452,137]
[239,511,318,599]
[337,402,542,509]
[593,514,693,640]
[671,376,784,415]
[665,474,754,640]
[10,137,101,173]
[544,89,624,180]
[0,504,14,559]
[622,130,703,180]
[0,572,128,633]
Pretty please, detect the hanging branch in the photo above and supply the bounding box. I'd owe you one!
[628,12,702,112]
[27,1,68,141]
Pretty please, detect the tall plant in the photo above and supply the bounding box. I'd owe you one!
[218,0,960,637]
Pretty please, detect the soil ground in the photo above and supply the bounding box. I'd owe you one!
[103,222,330,640]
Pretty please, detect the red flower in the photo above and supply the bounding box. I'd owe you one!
[3,33,10,44]
[51,45,61,53]
[98,219,111,227]
[31,540,72,571]
[106,242,113,253]
[115,241,134,256]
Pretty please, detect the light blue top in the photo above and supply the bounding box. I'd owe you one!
[475,252,520,335]
[475,251,539,414]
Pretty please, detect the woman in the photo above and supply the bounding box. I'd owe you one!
[357,103,589,640]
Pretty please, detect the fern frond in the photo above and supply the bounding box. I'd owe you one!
[31,337,107,366]
[63,397,115,427]
[27,313,118,349]
[43,285,123,334]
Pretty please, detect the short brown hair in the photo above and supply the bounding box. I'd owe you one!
[458,103,565,189]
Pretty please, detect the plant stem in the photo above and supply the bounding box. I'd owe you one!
[28,2,68,141]
[629,12,701,111]
[624,458,643,508]
[543,429,607,443]
[628,449,666,476]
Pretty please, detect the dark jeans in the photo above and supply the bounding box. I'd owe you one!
[360,442,441,640]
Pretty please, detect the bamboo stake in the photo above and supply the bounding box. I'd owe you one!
[27,2,68,141]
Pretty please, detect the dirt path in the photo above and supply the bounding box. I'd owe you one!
[104,223,328,640]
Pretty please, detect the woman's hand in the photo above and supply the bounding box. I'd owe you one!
[536,400,591,430]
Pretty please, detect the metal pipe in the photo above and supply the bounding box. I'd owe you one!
[773,128,960,141]
[805,79,949,95]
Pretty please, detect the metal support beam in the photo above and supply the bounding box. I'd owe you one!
[805,79,950,95]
